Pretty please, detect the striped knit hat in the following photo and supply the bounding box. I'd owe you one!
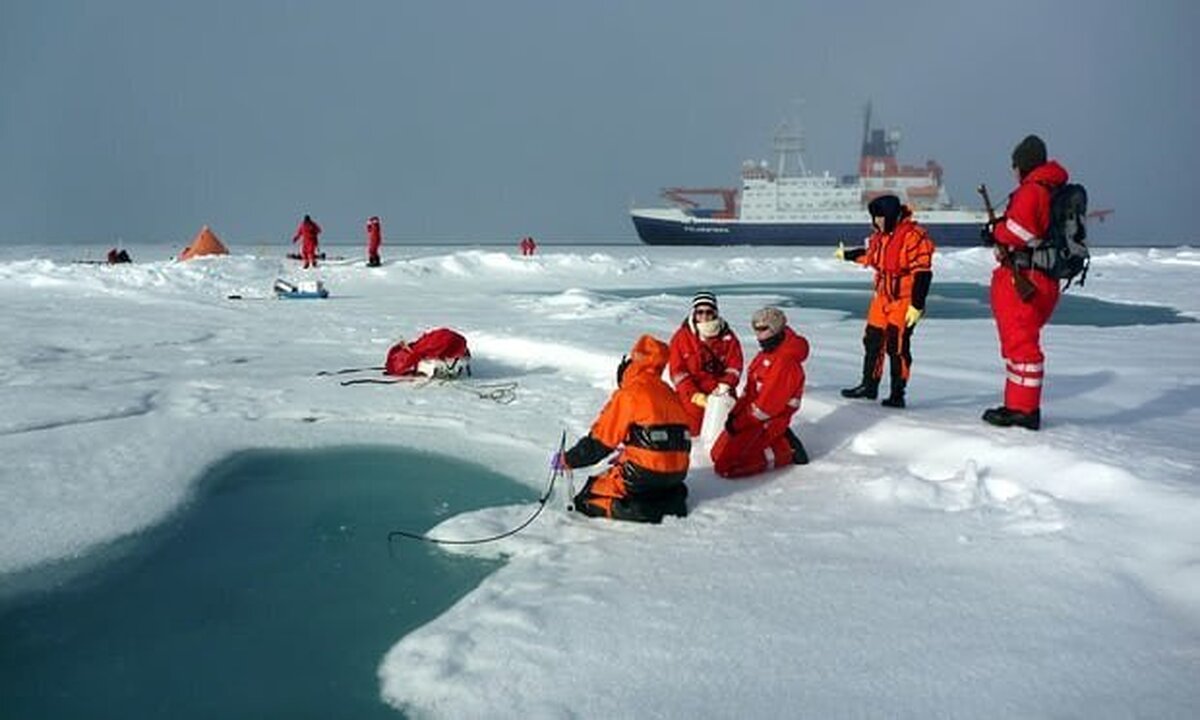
[692,291,718,313]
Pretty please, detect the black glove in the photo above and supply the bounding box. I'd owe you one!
[724,414,738,435]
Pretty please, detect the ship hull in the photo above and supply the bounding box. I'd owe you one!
[632,213,985,247]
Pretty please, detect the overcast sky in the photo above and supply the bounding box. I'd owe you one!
[1,1,1196,246]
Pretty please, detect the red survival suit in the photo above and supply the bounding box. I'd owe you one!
[385,328,471,378]
[292,216,322,269]
[564,335,692,523]
[668,317,744,435]
[990,160,1069,414]
[366,216,382,267]
[711,326,809,478]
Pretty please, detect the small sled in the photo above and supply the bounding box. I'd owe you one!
[274,278,329,300]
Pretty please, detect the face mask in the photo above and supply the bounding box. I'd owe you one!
[696,318,721,338]
[758,332,784,352]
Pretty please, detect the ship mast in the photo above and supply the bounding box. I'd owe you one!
[774,119,807,178]
[861,100,872,157]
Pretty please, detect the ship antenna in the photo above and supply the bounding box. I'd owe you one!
[862,100,872,156]
[775,100,807,177]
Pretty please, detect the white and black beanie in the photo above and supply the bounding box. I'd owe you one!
[692,291,718,313]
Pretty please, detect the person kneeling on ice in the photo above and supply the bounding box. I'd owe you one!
[668,291,744,436]
[552,335,692,523]
[385,328,471,379]
[710,307,810,478]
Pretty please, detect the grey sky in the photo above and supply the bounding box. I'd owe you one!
[1,1,1196,246]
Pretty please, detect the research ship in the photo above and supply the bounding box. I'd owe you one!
[631,105,988,246]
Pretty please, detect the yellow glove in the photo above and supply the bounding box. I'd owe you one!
[691,392,708,408]
[905,306,924,327]
[834,241,846,261]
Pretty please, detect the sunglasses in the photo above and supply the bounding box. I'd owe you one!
[752,324,772,333]
[693,308,717,318]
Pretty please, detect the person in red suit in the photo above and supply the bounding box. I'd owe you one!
[366,216,382,267]
[668,291,744,435]
[292,214,322,269]
[710,307,809,478]
[983,135,1070,430]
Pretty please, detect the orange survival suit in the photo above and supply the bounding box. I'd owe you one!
[292,215,322,269]
[840,195,934,405]
[563,335,692,523]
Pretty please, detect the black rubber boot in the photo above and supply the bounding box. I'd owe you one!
[784,428,809,465]
[843,326,883,400]
[881,365,906,408]
[841,380,879,400]
[982,406,1041,430]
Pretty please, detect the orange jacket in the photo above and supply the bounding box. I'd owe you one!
[565,335,691,493]
[727,327,809,436]
[293,218,322,247]
[855,214,934,302]
[668,318,744,398]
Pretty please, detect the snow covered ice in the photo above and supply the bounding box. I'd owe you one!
[1,243,1198,717]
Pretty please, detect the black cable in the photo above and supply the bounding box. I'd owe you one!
[387,432,568,547]
[316,365,384,376]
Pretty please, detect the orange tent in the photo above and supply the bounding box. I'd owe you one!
[179,225,230,260]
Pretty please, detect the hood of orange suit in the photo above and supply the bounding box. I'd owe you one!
[621,334,670,386]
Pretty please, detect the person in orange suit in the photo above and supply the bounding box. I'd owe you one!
[836,194,935,408]
[668,291,744,435]
[710,307,810,478]
[553,335,692,523]
[292,214,322,269]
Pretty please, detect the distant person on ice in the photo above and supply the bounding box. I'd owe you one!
[710,307,809,477]
[552,334,691,523]
[366,215,383,267]
[981,134,1070,431]
[519,236,537,256]
[668,291,744,436]
[292,214,322,269]
[835,194,935,408]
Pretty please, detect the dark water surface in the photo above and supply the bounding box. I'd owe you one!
[606,281,1195,327]
[0,447,533,719]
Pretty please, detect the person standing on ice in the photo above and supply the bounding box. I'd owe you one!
[710,307,809,477]
[668,291,744,436]
[551,334,692,523]
[366,215,382,267]
[981,135,1070,431]
[292,214,322,269]
[835,194,935,408]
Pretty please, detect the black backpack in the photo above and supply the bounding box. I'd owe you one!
[1032,182,1090,288]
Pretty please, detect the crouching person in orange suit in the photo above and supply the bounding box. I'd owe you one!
[554,334,692,523]
[711,307,810,478]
